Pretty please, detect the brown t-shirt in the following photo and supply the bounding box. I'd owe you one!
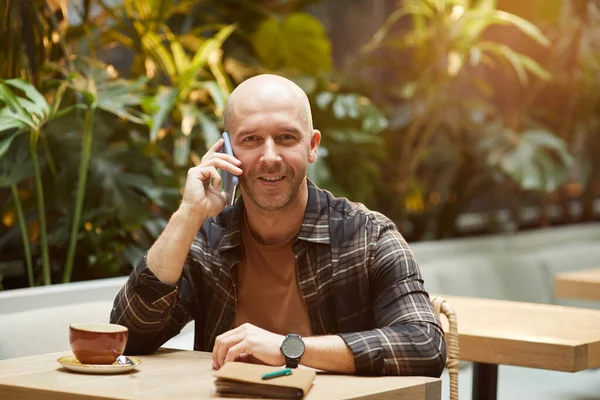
[233,216,312,338]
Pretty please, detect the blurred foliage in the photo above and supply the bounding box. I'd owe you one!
[252,12,332,73]
[0,0,386,287]
[354,0,589,238]
[1,0,600,288]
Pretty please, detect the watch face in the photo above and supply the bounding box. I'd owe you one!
[282,336,305,359]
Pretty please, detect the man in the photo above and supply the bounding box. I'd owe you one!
[110,74,446,377]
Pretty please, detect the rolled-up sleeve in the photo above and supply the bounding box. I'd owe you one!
[338,222,446,377]
[110,253,194,355]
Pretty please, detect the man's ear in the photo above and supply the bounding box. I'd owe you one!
[308,129,321,163]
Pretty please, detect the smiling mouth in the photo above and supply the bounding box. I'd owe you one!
[259,176,285,182]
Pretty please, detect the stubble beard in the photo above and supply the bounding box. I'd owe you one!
[240,170,305,212]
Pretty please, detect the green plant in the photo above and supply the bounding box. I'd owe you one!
[97,0,235,166]
[482,126,572,193]
[309,88,389,202]
[0,0,70,84]
[51,57,149,283]
[252,12,332,75]
[0,137,34,286]
[360,0,555,221]
[0,78,71,284]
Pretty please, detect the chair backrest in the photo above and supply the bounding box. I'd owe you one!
[0,301,114,360]
[431,296,459,400]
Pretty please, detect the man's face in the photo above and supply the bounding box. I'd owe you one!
[229,97,319,211]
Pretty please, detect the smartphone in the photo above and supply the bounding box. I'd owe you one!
[220,132,239,206]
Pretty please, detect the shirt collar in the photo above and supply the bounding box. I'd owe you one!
[296,179,331,244]
[216,197,244,253]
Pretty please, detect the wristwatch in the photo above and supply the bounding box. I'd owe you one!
[280,334,305,368]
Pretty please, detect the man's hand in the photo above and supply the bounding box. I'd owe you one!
[180,138,242,218]
[145,138,242,285]
[212,323,285,370]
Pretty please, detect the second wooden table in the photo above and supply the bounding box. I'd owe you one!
[554,268,600,301]
[437,295,600,400]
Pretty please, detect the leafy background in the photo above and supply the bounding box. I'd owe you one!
[1,0,599,289]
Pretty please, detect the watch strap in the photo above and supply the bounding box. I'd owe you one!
[284,356,300,369]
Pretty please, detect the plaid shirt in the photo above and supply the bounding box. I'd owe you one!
[110,180,446,377]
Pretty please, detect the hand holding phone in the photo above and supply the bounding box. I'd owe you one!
[220,132,239,206]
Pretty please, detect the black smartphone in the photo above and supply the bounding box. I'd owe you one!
[220,132,239,206]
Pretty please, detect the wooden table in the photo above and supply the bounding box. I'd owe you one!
[554,268,600,301]
[438,295,600,400]
[0,348,441,400]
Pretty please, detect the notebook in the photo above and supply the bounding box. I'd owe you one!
[213,362,316,399]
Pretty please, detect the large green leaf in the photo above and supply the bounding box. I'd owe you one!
[252,13,332,74]
[87,152,153,229]
[200,81,227,116]
[315,92,388,135]
[196,110,221,149]
[478,42,551,84]
[143,86,179,142]
[180,24,236,91]
[171,38,191,77]
[65,58,149,124]
[0,80,39,129]
[0,136,33,186]
[0,132,20,159]
[4,79,50,119]
[96,78,148,123]
[0,108,27,132]
[117,172,172,208]
[483,127,572,193]
[493,10,551,47]
[136,24,177,79]
[0,82,29,118]
[516,54,552,81]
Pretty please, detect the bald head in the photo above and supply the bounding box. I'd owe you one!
[224,74,313,134]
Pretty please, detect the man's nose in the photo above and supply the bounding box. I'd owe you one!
[260,138,282,165]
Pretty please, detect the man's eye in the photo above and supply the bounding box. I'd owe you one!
[243,136,257,142]
[281,134,295,140]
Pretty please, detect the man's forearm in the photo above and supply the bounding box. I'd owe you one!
[147,204,207,285]
[302,335,355,374]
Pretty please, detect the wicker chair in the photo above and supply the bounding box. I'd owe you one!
[431,296,459,400]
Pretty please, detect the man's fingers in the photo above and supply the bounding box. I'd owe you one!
[206,167,222,192]
[225,340,249,364]
[209,152,242,167]
[191,158,242,177]
[212,158,243,175]
[219,333,245,367]
[214,332,245,369]
[192,166,219,186]
[205,138,224,156]
[202,139,242,167]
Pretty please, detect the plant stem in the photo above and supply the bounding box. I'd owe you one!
[10,183,34,287]
[30,129,51,285]
[42,0,74,71]
[63,107,94,283]
[41,134,58,178]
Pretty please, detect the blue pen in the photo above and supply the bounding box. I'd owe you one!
[261,368,293,380]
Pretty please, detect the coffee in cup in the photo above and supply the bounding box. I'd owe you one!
[69,323,128,365]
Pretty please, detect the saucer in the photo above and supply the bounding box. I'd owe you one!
[57,355,141,374]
